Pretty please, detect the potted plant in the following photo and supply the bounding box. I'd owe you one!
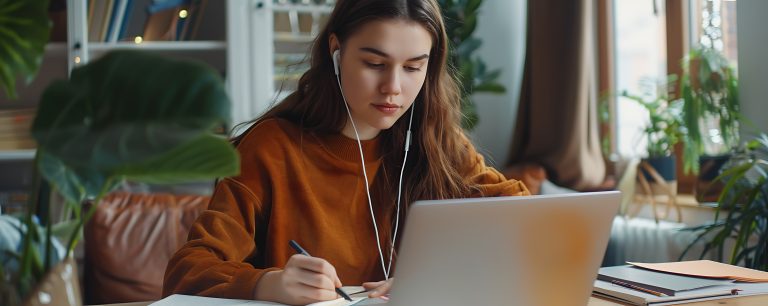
[438,0,506,130]
[621,77,685,184]
[0,50,240,305]
[679,46,740,199]
[616,77,686,222]
[681,133,768,271]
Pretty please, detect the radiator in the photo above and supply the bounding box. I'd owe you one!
[603,216,710,266]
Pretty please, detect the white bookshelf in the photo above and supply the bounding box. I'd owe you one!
[0,0,336,162]
[0,1,259,164]
[0,150,36,161]
[66,0,258,127]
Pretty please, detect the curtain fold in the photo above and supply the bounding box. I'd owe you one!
[507,0,606,190]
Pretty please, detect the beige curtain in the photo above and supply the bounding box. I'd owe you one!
[507,0,605,190]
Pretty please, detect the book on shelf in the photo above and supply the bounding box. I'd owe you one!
[0,108,35,150]
[178,0,207,41]
[106,0,131,42]
[0,191,30,215]
[87,0,209,42]
[121,0,153,40]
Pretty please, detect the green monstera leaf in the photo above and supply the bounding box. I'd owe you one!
[31,50,239,204]
[0,0,51,99]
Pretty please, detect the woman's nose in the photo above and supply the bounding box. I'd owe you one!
[380,69,402,96]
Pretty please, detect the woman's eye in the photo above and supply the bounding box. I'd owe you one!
[365,62,385,69]
[405,66,422,72]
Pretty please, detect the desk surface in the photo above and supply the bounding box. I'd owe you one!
[92,295,768,306]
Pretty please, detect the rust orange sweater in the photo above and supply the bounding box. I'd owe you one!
[163,118,529,299]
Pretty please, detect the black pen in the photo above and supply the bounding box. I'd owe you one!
[289,240,353,302]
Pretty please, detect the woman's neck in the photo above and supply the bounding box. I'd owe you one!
[341,120,380,140]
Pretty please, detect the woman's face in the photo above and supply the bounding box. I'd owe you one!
[330,19,433,140]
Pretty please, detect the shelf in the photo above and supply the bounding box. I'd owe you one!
[272,3,333,14]
[89,41,227,52]
[0,149,36,161]
[85,41,228,71]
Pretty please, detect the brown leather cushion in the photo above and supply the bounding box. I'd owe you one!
[84,192,209,304]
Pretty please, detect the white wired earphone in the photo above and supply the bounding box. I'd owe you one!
[333,49,414,280]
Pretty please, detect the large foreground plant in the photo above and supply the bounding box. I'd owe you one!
[1,50,239,303]
[682,133,768,271]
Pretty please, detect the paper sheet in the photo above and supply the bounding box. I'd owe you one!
[628,260,768,282]
[150,286,376,306]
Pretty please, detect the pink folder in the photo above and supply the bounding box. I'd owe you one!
[628,260,768,282]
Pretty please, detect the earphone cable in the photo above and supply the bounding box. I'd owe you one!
[386,106,414,277]
[336,73,390,279]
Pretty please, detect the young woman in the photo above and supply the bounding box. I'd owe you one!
[163,0,529,304]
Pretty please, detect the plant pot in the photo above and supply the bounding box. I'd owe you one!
[23,257,82,306]
[641,156,677,182]
[636,156,681,222]
[698,154,730,181]
[695,154,731,203]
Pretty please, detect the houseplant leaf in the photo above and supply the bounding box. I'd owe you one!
[0,0,51,99]
[31,50,238,201]
[116,134,239,184]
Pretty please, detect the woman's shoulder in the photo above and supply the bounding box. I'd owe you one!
[235,117,304,153]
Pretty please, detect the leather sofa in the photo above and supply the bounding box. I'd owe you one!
[83,191,210,304]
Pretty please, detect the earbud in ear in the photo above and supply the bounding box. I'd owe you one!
[332,50,341,76]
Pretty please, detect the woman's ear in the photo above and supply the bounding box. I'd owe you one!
[328,33,340,57]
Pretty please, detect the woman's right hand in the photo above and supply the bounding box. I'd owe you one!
[254,254,343,305]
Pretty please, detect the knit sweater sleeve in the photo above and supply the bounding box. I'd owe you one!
[162,178,278,299]
[460,134,531,197]
[163,120,283,299]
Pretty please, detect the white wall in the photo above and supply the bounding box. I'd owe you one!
[737,0,768,136]
[469,0,527,168]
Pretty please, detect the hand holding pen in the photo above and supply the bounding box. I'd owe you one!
[254,240,351,305]
[289,240,353,302]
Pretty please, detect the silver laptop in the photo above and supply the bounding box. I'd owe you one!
[372,191,620,306]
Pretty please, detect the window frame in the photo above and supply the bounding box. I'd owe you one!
[597,0,693,191]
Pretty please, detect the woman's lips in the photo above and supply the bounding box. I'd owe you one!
[372,104,401,115]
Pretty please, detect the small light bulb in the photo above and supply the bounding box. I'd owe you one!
[74,56,81,64]
[134,36,143,44]
[179,9,188,18]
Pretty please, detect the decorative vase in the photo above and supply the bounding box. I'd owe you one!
[23,257,81,306]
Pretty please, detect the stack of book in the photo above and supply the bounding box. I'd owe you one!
[88,0,209,42]
[594,260,768,305]
[0,108,36,150]
[0,191,29,215]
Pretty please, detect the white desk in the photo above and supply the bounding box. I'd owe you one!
[93,294,768,306]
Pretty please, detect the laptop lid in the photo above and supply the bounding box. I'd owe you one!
[386,191,620,306]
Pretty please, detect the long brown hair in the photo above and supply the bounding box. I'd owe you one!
[232,0,478,211]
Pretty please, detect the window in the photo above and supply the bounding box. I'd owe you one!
[606,0,739,159]
[690,0,738,67]
[273,0,334,95]
[613,0,668,157]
